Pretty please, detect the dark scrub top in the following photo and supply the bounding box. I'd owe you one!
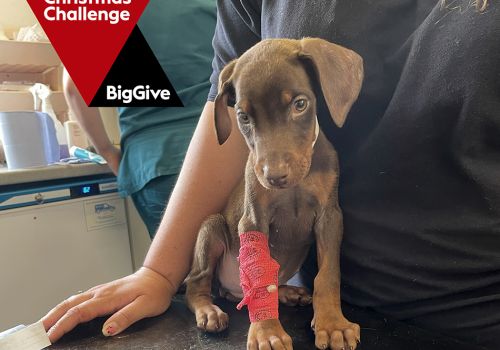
[208,1,500,348]
[117,0,216,197]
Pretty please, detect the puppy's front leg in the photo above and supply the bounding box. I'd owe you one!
[238,216,293,350]
[313,204,360,350]
[186,214,229,332]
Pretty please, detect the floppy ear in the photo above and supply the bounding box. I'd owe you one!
[214,60,237,145]
[299,38,364,128]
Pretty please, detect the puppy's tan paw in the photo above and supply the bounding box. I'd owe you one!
[278,285,312,306]
[311,316,360,350]
[195,304,229,333]
[247,319,293,350]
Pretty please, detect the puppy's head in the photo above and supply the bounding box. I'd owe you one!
[214,38,363,189]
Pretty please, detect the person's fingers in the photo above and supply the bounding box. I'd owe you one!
[42,292,93,332]
[43,268,175,343]
[46,296,122,343]
[101,294,167,336]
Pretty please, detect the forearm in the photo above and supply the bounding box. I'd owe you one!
[143,101,248,289]
[62,70,114,154]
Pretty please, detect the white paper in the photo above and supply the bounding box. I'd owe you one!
[0,321,51,350]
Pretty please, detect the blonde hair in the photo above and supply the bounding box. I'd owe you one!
[441,0,488,12]
[475,0,488,11]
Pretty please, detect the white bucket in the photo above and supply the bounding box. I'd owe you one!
[0,111,60,169]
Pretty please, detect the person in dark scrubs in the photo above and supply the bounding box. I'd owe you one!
[45,1,500,349]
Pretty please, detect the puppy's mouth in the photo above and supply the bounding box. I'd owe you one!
[255,157,312,190]
[264,181,292,190]
[257,173,303,190]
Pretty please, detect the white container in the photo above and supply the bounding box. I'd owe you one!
[0,111,59,169]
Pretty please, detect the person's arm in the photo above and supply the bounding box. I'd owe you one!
[63,70,121,175]
[42,101,248,341]
[144,0,262,290]
[143,102,247,286]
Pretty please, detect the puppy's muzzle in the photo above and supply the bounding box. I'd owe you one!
[262,163,289,188]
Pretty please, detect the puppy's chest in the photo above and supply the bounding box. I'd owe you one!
[267,188,318,249]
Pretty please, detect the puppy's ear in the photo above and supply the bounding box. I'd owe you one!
[214,60,237,145]
[299,38,363,128]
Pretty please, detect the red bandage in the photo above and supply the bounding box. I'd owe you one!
[236,231,280,323]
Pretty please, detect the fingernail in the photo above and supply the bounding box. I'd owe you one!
[102,322,118,337]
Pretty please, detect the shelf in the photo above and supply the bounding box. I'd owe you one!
[0,90,68,121]
[0,40,68,126]
[0,40,61,73]
[0,40,63,91]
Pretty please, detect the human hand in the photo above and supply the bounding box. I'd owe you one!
[100,145,121,176]
[42,267,176,343]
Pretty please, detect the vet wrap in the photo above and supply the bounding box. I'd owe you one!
[236,231,280,322]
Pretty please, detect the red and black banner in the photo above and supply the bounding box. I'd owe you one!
[26,0,182,107]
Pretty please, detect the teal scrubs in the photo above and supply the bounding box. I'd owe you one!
[117,0,216,236]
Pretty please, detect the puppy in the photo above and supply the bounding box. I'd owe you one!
[186,38,363,350]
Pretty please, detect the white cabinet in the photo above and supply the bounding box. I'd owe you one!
[0,178,134,330]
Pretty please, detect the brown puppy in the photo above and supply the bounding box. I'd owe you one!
[186,38,363,350]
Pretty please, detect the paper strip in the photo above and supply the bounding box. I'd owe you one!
[0,321,51,350]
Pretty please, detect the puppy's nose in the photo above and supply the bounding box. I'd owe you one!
[263,162,289,187]
[267,174,288,187]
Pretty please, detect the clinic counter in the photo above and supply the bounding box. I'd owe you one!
[0,163,112,186]
[49,296,488,350]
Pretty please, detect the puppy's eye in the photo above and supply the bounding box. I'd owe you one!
[237,111,250,124]
[294,98,308,112]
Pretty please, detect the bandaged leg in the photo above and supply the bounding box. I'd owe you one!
[237,231,280,322]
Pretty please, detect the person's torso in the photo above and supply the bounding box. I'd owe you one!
[117,0,216,195]
[242,0,500,331]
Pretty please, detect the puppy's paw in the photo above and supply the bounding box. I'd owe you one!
[311,315,360,350]
[247,319,293,350]
[278,285,312,306]
[195,304,229,333]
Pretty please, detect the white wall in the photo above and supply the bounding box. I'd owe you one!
[0,0,38,38]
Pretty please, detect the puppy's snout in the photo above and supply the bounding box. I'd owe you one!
[263,164,289,188]
[267,174,288,187]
